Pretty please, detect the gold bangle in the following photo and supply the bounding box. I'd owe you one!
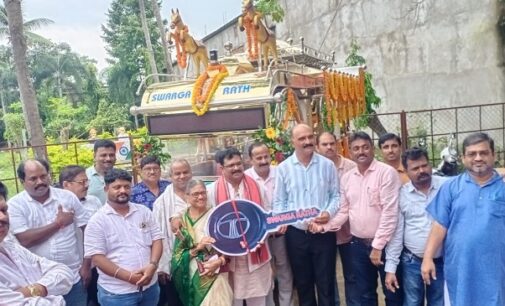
[113,267,121,278]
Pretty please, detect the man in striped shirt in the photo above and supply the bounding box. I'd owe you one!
[273,124,339,306]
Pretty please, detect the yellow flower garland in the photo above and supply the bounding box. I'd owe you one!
[191,64,229,116]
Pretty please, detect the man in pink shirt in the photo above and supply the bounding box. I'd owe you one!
[311,131,403,306]
[316,132,358,306]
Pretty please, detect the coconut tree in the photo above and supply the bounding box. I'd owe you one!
[0,4,53,44]
[4,0,46,159]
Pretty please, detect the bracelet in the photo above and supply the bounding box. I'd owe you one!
[128,272,133,282]
[113,267,121,278]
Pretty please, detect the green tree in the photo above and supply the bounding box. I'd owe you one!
[88,99,131,133]
[2,101,25,147]
[255,0,285,23]
[0,4,53,44]
[102,0,164,107]
[4,0,46,159]
[43,97,87,143]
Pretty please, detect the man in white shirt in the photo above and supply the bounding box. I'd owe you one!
[245,142,293,306]
[153,159,192,306]
[0,181,74,306]
[85,168,163,306]
[60,165,103,306]
[385,148,445,305]
[8,159,91,306]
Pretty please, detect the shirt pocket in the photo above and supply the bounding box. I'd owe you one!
[490,200,505,217]
[135,227,153,247]
[367,187,381,207]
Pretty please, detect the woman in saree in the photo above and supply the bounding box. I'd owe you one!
[171,179,233,306]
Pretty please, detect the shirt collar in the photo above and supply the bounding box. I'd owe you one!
[24,187,56,205]
[291,152,320,166]
[247,166,275,182]
[404,178,439,194]
[351,159,378,176]
[463,170,501,187]
[103,202,138,217]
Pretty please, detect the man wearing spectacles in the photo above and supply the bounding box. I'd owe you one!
[422,132,505,306]
[8,159,91,306]
[132,156,171,211]
[60,165,103,306]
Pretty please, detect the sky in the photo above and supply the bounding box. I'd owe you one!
[19,0,242,70]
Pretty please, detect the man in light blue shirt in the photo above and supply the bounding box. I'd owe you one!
[422,132,505,306]
[273,123,339,306]
[86,139,116,204]
[385,148,446,306]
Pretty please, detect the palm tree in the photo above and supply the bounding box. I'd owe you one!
[4,0,46,159]
[0,4,53,44]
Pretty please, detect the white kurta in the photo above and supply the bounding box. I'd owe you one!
[0,239,73,306]
[152,185,188,275]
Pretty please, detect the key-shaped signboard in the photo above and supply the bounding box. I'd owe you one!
[206,199,320,256]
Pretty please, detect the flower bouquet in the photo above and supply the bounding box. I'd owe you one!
[253,120,293,165]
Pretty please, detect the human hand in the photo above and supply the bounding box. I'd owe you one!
[369,248,383,266]
[308,222,324,233]
[55,205,74,228]
[276,225,287,235]
[79,265,92,288]
[421,258,437,285]
[170,217,183,236]
[133,264,157,286]
[385,272,399,292]
[313,211,330,224]
[201,259,222,276]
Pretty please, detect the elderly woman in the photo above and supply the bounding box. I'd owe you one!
[171,180,233,306]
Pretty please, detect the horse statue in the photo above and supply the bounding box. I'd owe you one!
[167,9,209,75]
[238,0,278,69]
[433,133,459,176]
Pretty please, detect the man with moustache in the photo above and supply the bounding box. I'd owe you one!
[8,159,91,306]
[311,131,402,306]
[245,142,294,306]
[378,133,409,184]
[132,156,171,210]
[208,147,272,306]
[316,132,358,306]
[87,139,117,204]
[153,159,192,306]
[422,133,505,306]
[273,124,339,306]
[85,169,163,305]
[0,181,75,305]
[384,148,445,306]
[59,165,103,306]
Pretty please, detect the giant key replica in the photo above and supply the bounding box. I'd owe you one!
[131,0,367,252]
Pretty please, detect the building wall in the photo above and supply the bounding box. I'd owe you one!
[274,0,505,112]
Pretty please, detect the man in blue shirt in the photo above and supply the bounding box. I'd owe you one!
[273,124,339,306]
[422,132,505,306]
[131,156,170,210]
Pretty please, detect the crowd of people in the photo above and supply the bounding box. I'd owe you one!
[0,125,504,306]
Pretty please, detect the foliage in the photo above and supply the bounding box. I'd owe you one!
[345,40,382,128]
[255,0,285,23]
[2,102,25,147]
[87,99,131,134]
[46,138,94,176]
[132,129,171,164]
[252,118,293,165]
[0,4,54,44]
[102,0,165,106]
[43,97,87,140]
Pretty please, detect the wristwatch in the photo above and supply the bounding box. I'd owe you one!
[27,284,42,297]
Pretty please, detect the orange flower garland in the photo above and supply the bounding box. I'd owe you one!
[191,64,229,116]
[282,88,302,128]
[242,16,259,60]
[172,27,188,69]
[323,71,335,125]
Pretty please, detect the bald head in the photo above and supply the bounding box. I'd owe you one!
[291,124,315,158]
[169,159,192,192]
[17,159,51,200]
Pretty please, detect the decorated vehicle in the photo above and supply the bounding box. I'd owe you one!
[131,5,366,179]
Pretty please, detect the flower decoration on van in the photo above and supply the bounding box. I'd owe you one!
[191,64,229,116]
[253,119,293,165]
[133,134,171,165]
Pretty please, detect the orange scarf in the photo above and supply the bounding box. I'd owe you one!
[215,175,270,265]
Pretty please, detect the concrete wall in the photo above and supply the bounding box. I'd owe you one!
[274,0,505,112]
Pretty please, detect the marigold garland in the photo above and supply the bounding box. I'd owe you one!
[323,71,334,125]
[242,16,259,60]
[282,88,301,129]
[191,64,229,116]
[172,27,188,69]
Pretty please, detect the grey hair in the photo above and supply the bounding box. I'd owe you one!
[185,179,207,194]
[168,158,191,176]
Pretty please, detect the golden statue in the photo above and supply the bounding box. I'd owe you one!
[167,9,209,75]
[238,0,278,69]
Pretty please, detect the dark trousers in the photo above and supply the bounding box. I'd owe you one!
[285,226,336,306]
[336,241,360,306]
[87,268,99,306]
[350,237,403,306]
[158,278,183,306]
